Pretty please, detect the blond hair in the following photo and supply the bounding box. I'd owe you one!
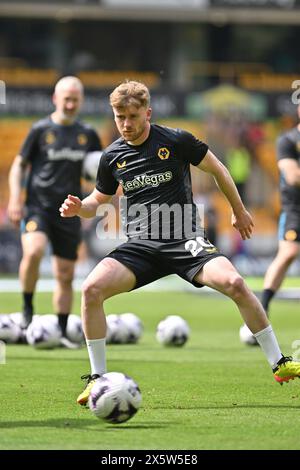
[109,80,150,109]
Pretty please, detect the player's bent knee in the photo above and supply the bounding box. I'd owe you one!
[82,280,106,305]
[225,274,246,299]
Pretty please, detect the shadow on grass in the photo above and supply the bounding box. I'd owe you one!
[7,355,87,362]
[151,403,300,410]
[0,419,169,430]
[7,355,215,365]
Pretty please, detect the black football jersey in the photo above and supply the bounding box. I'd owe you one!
[96,124,208,239]
[277,127,300,212]
[20,116,102,212]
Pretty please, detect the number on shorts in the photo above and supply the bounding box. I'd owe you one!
[184,236,215,257]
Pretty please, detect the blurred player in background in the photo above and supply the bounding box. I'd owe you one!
[7,76,102,347]
[60,80,300,401]
[261,105,300,315]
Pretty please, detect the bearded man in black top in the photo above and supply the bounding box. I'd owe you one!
[262,106,300,316]
[59,80,300,403]
[8,76,102,347]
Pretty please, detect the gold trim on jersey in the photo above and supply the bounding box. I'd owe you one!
[117,161,126,169]
[205,247,218,254]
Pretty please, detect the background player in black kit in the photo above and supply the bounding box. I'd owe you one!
[60,80,300,402]
[7,76,102,347]
[261,105,300,315]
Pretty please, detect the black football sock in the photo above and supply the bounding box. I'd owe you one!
[57,313,69,337]
[22,292,34,324]
[261,289,275,316]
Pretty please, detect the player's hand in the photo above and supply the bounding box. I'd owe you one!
[231,209,254,240]
[59,194,82,218]
[7,200,24,227]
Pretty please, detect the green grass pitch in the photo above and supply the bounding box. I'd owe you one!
[0,289,300,450]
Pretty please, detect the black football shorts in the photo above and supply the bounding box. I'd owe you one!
[21,207,81,260]
[278,210,300,242]
[106,237,225,289]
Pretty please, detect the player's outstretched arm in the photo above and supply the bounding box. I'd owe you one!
[198,149,254,240]
[60,188,112,219]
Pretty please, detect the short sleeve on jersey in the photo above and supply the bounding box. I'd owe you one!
[19,125,41,163]
[88,129,102,152]
[96,153,119,195]
[178,130,208,166]
[277,134,298,161]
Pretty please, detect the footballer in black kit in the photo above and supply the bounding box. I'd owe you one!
[261,117,300,316]
[62,81,297,404]
[96,124,223,288]
[277,127,300,242]
[8,75,104,339]
[21,116,102,260]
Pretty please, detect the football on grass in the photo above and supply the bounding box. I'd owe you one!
[0,315,22,343]
[106,314,130,344]
[66,314,84,344]
[88,372,142,424]
[156,315,190,347]
[26,315,61,349]
[120,313,143,343]
[239,324,258,346]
